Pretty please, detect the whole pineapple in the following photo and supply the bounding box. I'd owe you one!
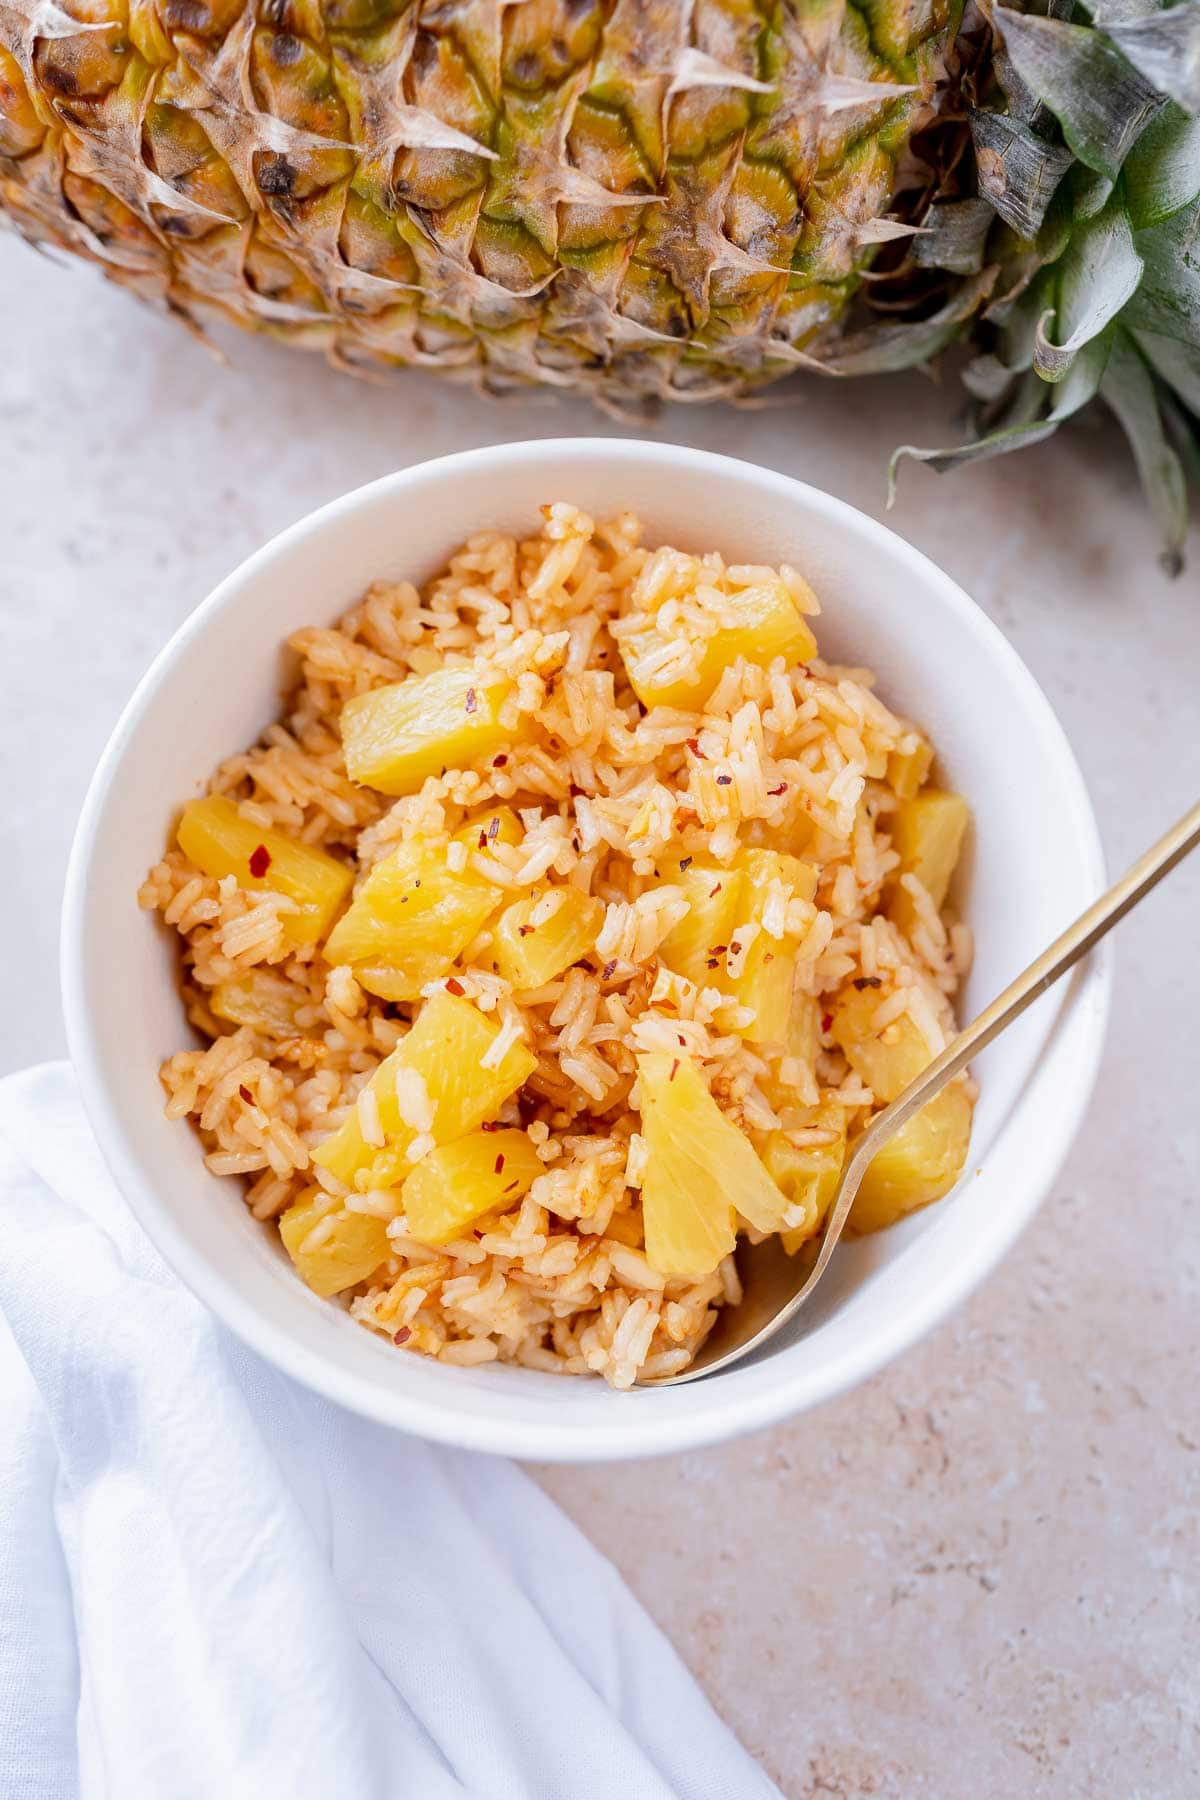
[2,0,1197,564]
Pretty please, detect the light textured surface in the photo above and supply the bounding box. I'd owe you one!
[3,232,1197,1798]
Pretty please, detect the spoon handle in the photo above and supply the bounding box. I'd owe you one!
[811,795,1200,1298]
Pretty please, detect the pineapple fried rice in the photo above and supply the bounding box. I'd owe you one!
[141,504,975,1390]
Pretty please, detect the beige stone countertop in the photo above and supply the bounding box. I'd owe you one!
[2,232,1197,1797]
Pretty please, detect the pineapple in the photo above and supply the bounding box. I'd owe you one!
[341,668,514,796]
[888,789,970,940]
[177,795,351,946]
[401,1128,543,1244]
[279,1187,391,1297]
[313,988,536,1191]
[324,835,504,998]
[3,1,1195,564]
[619,571,817,712]
[850,1083,973,1232]
[637,1051,790,1277]
[488,886,604,990]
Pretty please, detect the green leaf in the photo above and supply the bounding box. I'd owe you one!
[1034,202,1145,379]
[1126,196,1200,344]
[993,6,1163,180]
[1106,3,1200,113]
[810,270,998,376]
[1134,326,1200,409]
[911,199,995,274]
[1124,104,1200,229]
[888,335,1113,489]
[1100,333,1190,573]
[969,109,1075,239]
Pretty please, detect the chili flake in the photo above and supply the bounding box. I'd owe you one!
[465,687,478,714]
[822,1012,834,1032]
[494,1153,506,1175]
[445,977,466,996]
[493,754,508,768]
[602,959,618,980]
[669,1058,680,1082]
[238,1084,253,1104]
[249,844,271,878]
[709,882,723,898]
[488,816,500,840]
[768,783,788,797]
[679,856,692,871]
[478,830,488,849]
[518,924,535,937]
[853,976,883,990]
[392,1327,412,1346]
[715,773,732,786]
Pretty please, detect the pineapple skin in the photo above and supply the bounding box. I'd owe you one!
[0,0,956,407]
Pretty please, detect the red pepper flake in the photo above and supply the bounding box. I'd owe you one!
[493,754,508,768]
[249,844,271,879]
[706,957,720,970]
[478,830,488,849]
[392,1327,412,1346]
[685,737,700,755]
[480,1120,500,1132]
[764,952,775,965]
[853,976,883,990]
[602,959,618,979]
[768,783,788,797]
[238,1084,253,1104]
[488,816,500,840]
[494,1152,506,1175]
[413,878,421,888]
[708,882,723,898]
[822,1012,834,1032]
[465,687,478,714]
[669,1058,680,1082]
[715,773,732,786]
[445,977,466,996]
[679,856,692,871]
[709,944,728,956]
[729,941,742,956]
[505,1180,520,1194]
[518,924,535,937]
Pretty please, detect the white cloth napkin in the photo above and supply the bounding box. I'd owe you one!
[0,1064,779,1800]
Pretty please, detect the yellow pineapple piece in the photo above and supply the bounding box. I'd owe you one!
[887,736,934,800]
[727,848,819,1044]
[341,667,514,796]
[278,1187,391,1298]
[620,578,818,712]
[488,886,604,990]
[762,1103,847,1251]
[401,1128,542,1245]
[658,861,746,988]
[313,990,537,1191]
[176,796,352,947]
[888,789,970,938]
[210,972,307,1036]
[760,992,821,1112]
[830,986,936,1104]
[324,839,503,999]
[638,1052,790,1276]
[850,1085,972,1233]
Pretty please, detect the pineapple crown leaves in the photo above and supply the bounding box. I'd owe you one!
[879,0,1200,574]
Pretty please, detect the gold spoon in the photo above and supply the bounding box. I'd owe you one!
[646,797,1200,1387]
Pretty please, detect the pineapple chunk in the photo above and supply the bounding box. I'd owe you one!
[325,839,503,999]
[889,789,970,938]
[210,972,306,1036]
[638,1052,790,1276]
[887,736,934,800]
[341,667,514,796]
[279,1188,391,1298]
[313,990,537,1191]
[850,1085,972,1233]
[658,862,746,988]
[401,1128,542,1245]
[620,578,818,711]
[489,886,604,989]
[727,848,818,1044]
[176,796,352,947]
[830,987,935,1103]
[762,1103,847,1252]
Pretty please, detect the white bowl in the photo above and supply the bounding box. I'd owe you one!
[62,441,1109,1463]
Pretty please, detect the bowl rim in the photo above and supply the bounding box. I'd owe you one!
[61,440,1110,1462]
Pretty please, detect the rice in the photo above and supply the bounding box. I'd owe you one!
[141,504,973,1391]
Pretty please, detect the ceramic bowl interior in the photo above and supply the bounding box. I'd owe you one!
[63,441,1109,1462]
